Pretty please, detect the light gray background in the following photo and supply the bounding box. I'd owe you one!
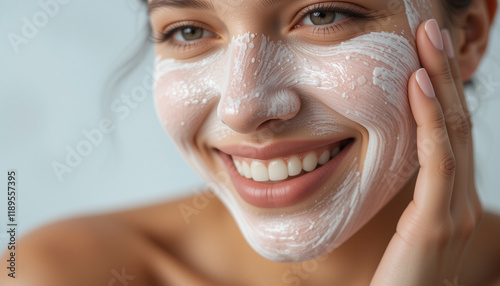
[1,0,499,240]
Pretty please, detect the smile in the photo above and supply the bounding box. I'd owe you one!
[217,138,354,208]
[232,140,351,182]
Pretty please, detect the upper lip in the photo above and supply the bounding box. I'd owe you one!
[216,138,351,160]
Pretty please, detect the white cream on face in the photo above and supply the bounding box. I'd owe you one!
[404,0,434,35]
[154,1,432,262]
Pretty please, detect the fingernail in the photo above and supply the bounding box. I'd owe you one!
[416,68,436,98]
[425,19,444,51]
[441,29,455,58]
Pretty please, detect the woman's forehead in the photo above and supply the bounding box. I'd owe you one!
[146,0,413,11]
[146,0,432,24]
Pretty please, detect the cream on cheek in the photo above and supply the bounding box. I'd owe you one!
[154,54,222,141]
[154,0,434,262]
[155,28,421,262]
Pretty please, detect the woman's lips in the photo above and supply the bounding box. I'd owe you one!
[217,139,354,208]
[216,138,352,160]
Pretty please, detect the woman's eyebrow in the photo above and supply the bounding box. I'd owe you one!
[148,0,215,14]
[148,0,290,14]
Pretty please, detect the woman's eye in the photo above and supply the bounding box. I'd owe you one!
[302,10,347,26]
[172,26,215,42]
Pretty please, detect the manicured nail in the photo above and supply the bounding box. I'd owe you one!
[416,68,436,98]
[425,19,444,51]
[441,29,455,58]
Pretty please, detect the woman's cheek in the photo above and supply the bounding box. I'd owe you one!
[290,32,420,223]
[290,31,419,161]
[154,56,221,142]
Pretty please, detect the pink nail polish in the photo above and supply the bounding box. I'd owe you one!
[425,19,444,51]
[441,29,455,58]
[416,68,436,98]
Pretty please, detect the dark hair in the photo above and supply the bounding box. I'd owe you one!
[442,0,474,26]
[444,0,474,13]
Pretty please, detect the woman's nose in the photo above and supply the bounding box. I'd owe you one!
[217,34,301,134]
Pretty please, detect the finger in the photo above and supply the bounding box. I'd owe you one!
[442,28,481,224]
[442,29,469,124]
[408,68,455,217]
[376,71,456,281]
[441,29,476,222]
[417,20,470,148]
[416,19,470,215]
[428,26,481,279]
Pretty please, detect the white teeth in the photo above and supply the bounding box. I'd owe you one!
[302,153,318,172]
[318,151,330,165]
[268,159,288,181]
[242,161,252,179]
[234,160,243,174]
[251,161,269,182]
[331,147,341,158]
[232,145,345,181]
[288,156,302,176]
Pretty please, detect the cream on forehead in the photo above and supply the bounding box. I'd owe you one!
[404,0,434,35]
[153,1,430,262]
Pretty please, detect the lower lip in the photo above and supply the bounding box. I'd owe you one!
[218,141,353,208]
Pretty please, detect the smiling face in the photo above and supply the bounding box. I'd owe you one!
[150,0,434,262]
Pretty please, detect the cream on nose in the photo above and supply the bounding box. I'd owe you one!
[217,33,301,134]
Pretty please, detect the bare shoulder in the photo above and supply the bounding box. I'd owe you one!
[110,189,227,236]
[461,210,500,286]
[0,191,228,286]
[0,213,156,286]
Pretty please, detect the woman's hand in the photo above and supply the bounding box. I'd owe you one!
[370,19,482,286]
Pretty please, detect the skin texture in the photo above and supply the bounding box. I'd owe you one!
[153,0,432,263]
[155,25,422,262]
[1,0,499,285]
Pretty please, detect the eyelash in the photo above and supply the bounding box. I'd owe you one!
[155,2,371,48]
[154,21,210,48]
[294,2,370,34]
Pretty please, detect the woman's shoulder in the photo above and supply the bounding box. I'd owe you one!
[461,210,500,285]
[0,213,150,285]
[0,191,228,286]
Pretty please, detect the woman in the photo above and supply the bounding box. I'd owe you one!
[2,0,499,285]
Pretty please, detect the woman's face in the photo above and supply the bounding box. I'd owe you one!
[150,0,437,262]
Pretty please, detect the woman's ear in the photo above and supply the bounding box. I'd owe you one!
[455,0,498,81]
